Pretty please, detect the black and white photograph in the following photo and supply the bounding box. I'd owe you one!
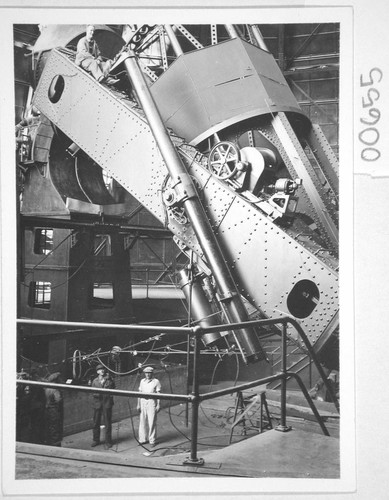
[1,1,388,499]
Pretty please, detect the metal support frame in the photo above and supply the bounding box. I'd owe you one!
[21,215,170,236]
[278,24,286,72]
[275,322,292,432]
[289,79,335,122]
[250,25,268,51]
[185,257,194,428]
[210,25,218,45]
[285,24,323,70]
[270,112,339,251]
[228,390,272,443]
[183,328,204,465]
[175,25,204,50]
[306,123,339,196]
[17,378,190,404]
[224,24,239,39]
[159,28,169,71]
[163,25,184,57]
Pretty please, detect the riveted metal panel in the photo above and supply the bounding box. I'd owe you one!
[33,49,167,221]
[186,159,235,229]
[186,158,338,347]
[151,38,308,145]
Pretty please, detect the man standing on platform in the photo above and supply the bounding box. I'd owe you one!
[137,366,161,448]
[91,364,115,448]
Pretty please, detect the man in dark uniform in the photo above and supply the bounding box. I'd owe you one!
[91,364,115,448]
[44,372,64,447]
[29,370,46,444]
[75,25,118,85]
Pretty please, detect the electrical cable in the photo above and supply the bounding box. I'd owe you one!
[232,348,240,387]
[18,332,171,380]
[135,316,186,326]
[72,350,82,379]
[49,240,95,291]
[162,363,192,443]
[95,339,157,376]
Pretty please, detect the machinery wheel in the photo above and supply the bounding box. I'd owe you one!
[208,141,240,180]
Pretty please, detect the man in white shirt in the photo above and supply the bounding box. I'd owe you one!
[137,366,161,447]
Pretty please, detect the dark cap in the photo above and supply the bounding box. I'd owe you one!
[96,364,105,371]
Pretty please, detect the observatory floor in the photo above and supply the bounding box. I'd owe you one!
[15,387,339,479]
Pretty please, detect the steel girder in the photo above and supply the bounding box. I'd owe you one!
[257,112,339,254]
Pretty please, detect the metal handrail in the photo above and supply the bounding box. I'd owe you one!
[16,315,339,465]
[16,379,191,403]
[199,316,339,412]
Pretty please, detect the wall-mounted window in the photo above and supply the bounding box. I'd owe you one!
[28,281,52,309]
[94,235,112,257]
[90,282,114,309]
[34,229,53,255]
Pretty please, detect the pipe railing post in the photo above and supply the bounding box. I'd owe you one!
[287,317,340,413]
[290,373,330,436]
[164,25,184,57]
[275,320,291,432]
[225,24,239,39]
[251,24,269,51]
[185,261,193,428]
[183,327,204,466]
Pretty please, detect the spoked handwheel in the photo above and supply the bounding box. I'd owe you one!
[208,141,240,180]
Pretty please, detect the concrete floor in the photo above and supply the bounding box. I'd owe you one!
[15,387,340,479]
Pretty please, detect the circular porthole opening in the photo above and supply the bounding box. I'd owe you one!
[286,279,320,319]
[48,75,65,103]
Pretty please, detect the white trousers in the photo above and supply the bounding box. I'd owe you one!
[139,400,157,444]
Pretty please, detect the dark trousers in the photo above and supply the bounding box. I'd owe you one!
[46,404,63,446]
[30,407,45,444]
[80,58,110,82]
[93,407,112,443]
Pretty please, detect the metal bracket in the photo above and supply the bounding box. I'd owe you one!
[275,424,292,432]
[182,457,205,466]
[218,290,238,302]
[170,173,198,203]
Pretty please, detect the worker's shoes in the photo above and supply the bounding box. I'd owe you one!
[98,75,120,85]
[105,442,113,449]
[91,441,100,447]
[104,77,120,85]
